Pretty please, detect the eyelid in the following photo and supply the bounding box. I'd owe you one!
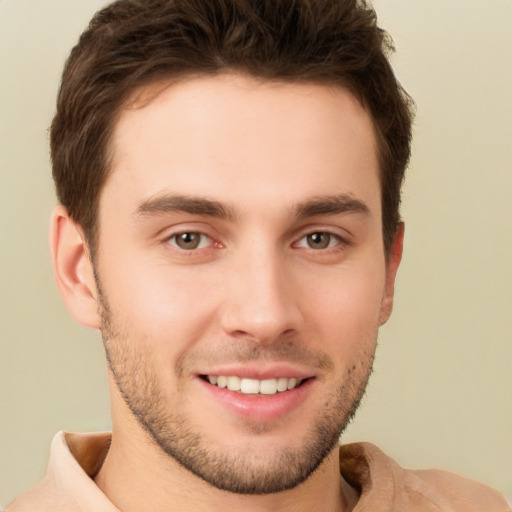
[294,223,351,241]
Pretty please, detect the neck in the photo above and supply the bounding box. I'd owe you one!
[95,435,356,512]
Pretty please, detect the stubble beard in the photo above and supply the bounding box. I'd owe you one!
[97,286,375,495]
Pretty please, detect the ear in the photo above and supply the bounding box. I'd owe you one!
[49,205,101,329]
[379,222,405,325]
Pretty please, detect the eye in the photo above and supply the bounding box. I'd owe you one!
[296,232,341,250]
[167,232,212,250]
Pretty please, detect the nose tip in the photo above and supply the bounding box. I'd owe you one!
[220,259,302,344]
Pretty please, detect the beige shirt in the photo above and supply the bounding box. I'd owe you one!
[6,431,510,512]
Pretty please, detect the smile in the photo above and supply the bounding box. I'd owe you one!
[204,375,304,395]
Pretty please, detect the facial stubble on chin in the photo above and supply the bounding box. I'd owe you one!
[95,279,375,495]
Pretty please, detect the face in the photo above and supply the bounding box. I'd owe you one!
[93,74,400,494]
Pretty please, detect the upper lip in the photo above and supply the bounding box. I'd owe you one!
[197,363,315,381]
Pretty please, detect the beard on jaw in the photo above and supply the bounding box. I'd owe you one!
[96,277,376,495]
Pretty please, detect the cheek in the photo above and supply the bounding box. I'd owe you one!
[299,259,385,356]
[98,254,224,359]
[302,257,386,323]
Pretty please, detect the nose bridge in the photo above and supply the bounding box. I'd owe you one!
[220,237,301,343]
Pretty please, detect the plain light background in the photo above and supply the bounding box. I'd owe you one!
[1,0,511,505]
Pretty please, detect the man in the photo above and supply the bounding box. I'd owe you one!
[6,0,509,510]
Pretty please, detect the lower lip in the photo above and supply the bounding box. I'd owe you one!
[197,377,314,422]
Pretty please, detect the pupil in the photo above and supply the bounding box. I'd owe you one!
[308,232,329,249]
[178,233,199,249]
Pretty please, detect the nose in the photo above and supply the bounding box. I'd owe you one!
[220,245,303,344]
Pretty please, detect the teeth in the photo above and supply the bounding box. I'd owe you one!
[227,376,241,391]
[206,376,303,395]
[259,379,277,395]
[240,378,260,394]
[277,377,288,392]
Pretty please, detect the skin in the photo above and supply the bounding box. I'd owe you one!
[51,74,403,512]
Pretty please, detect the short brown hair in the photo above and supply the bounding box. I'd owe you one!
[51,0,414,253]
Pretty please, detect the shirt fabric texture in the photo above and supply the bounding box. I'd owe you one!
[6,431,510,512]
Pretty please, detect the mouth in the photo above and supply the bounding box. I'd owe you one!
[197,370,316,422]
[200,375,307,395]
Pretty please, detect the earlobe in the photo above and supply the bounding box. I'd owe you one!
[379,222,405,326]
[49,205,101,329]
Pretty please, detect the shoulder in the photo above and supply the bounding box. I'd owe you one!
[5,476,64,512]
[340,442,510,512]
[5,431,115,512]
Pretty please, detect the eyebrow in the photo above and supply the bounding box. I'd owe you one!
[135,193,236,220]
[294,194,370,219]
[135,192,370,222]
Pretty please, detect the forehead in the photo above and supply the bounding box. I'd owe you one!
[105,74,380,216]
